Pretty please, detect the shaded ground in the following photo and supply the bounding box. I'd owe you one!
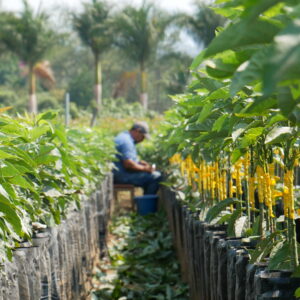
[90,210,189,300]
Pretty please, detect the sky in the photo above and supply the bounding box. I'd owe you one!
[1,0,195,13]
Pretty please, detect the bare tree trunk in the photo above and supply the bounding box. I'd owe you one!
[140,93,148,110]
[28,66,37,114]
[90,55,102,127]
[140,61,148,110]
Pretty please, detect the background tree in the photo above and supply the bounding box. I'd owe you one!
[113,1,174,110]
[73,0,113,126]
[0,1,55,113]
[181,2,226,47]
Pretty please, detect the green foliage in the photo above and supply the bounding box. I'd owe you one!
[0,112,115,261]
[100,97,147,118]
[113,2,172,67]
[205,197,239,223]
[179,2,227,47]
[72,0,113,58]
[157,0,300,272]
[92,211,189,299]
[0,1,55,67]
[68,68,94,108]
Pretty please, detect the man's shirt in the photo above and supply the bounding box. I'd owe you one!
[114,131,137,173]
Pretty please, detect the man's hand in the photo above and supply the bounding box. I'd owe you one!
[123,159,153,173]
[142,164,153,173]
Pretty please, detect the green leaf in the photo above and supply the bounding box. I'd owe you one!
[0,149,18,160]
[205,198,238,223]
[277,86,300,124]
[190,50,206,70]
[28,125,49,141]
[206,87,230,101]
[197,102,214,123]
[204,18,281,58]
[268,241,291,270]
[0,203,23,237]
[239,127,265,148]
[195,77,224,92]
[54,125,68,146]
[265,126,294,144]
[212,114,230,132]
[263,20,300,95]
[8,175,35,192]
[227,208,243,237]
[242,96,277,115]
[231,148,246,164]
[230,47,269,96]
[37,111,57,121]
[0,161,22,177]
[249,231,283,264]
[206,63,236,79]
[217,213,233,224]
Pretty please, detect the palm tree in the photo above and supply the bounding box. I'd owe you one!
[113,2,173,110]
[0,1,55,114]
[73,0,113,126]
[181,2,226,47]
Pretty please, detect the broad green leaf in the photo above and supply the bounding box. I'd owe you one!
[0,182,16,200]
[0,184,10,200]
[265,126,294,144]
[9,147,37,168]
[206,60,238,79]
[190,50,206,70]
[54,125,68,146]
[8,175,35,191]
[0,123,27,138]
[268,241,291,270]
[206,87,230,101]
[227,208,243,237]
[0,203,23,237]
[196,77,224,92]
[277,86,300,124]
[37,111,57,121]
[240,127,265,148]
[205,198,239,223]
[241,0,283,20]
[0,161,22,177]
[7,160,35,176]
[230,47,269,96]
[241,96,277,116]
[197,102,214,123]
[212,114,230,132]
[249,231,283,263]
[0,149,18,160]
[232,148,247,163]
[232,123,248,142]
[28,125,49,141]
[263,20,300,95]
[204,18,281,58]
[266,113,287,127]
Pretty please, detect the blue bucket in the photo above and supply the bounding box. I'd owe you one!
[134,194,158,216]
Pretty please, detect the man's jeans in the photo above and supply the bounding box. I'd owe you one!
[113,170,162,194]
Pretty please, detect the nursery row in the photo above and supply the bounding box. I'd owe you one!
[0,110,115,261]
[161,186,300,300]
[158,0,300,278]
[0,176,112,300]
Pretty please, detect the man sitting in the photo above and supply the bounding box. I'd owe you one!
[113,121,162,194]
